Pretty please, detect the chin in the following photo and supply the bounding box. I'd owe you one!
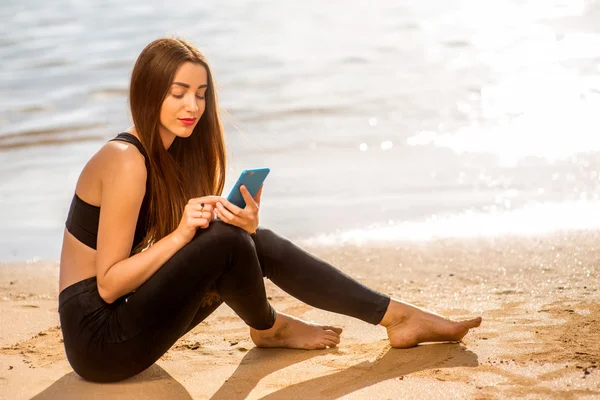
[176,128,195,138]
[168,125,196,139]
[159,124,196,146]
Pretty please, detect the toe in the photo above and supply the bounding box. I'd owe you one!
[323,326,343,335]
[464,317,482,329]
[325,331,341,344]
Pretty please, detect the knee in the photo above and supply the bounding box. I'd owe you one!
[171,222,257,276]
[252,227,276,246]
[200,221,256,254]
[252,227,289,258]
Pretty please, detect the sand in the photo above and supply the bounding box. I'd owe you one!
[0,231,599,399]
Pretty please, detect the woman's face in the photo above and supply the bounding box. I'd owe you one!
[159,62,208,148]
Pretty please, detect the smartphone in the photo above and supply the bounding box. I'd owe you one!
[226,168,270,208]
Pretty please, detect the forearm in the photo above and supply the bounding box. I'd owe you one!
[98,232,188,303]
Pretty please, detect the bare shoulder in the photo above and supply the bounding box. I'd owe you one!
[101,140,146,171]
[93,140,148,183]
[75,138,147,205]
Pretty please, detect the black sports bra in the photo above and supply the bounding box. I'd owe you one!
[65,133,151,252]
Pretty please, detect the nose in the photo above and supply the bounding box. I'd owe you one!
[185,94,199,112]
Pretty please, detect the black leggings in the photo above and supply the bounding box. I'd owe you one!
[58,222,390,382]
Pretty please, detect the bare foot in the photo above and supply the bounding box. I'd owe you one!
[250,312,343,350]
[380,299,482,349]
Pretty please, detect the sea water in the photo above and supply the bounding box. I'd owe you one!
[1,0,600,260]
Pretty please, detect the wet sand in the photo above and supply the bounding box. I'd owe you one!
[0,231,599,399]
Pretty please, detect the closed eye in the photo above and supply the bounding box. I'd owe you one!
[172,94,205,100]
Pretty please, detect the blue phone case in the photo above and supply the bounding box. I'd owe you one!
[226,168,270,208]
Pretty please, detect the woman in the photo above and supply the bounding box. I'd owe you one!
[58,37,481,383]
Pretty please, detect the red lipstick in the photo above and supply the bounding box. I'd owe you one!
[179,118,196,126]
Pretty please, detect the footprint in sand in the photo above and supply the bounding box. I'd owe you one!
[1,326,64,368]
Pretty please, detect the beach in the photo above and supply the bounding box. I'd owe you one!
[1,231,598,399]
[2,0,600,398]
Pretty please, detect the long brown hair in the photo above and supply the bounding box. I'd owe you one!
[129,37,226,251]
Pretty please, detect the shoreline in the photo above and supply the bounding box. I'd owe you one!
[1,230,599,399]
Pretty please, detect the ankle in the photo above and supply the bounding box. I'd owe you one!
[379,299,410,328]
[252,311,283,334]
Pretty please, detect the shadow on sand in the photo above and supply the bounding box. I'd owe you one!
[30,364,193,400]
[31,343,477,399]
[211,342,479,400]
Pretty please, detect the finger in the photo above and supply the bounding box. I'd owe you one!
[202,195,225,204]
[240,185,258,210]
[215,208,239,227]
[194,203,213,213]
[218,197,243,216]
[190,196,222,205]
[187,206,204,218]
[189,218,209,228]
[214,208,226,222]
[216,203,237,222]
[254,185,263,205]
[323,338,338,348]
[188,211,211,220]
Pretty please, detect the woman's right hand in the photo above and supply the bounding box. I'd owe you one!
[173,196,221,245]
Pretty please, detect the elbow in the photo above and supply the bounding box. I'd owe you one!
[97,280,117,304]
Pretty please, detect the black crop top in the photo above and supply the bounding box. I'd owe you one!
[65,133,151,252]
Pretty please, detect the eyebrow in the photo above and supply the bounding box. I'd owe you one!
[172,82,208,89]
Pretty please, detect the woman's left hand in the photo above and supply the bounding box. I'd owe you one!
[214,185,263,234]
